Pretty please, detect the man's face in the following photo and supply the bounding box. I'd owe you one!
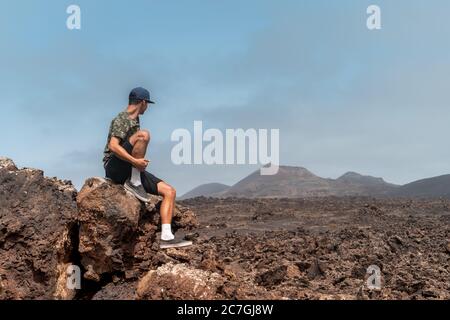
[139,101,149,114]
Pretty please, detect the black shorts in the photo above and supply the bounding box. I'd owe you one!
[104,140,163,195]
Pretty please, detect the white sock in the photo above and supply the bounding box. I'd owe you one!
[130,167,142,186]
[161,224,174,241]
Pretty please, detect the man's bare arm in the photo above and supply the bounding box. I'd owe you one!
[109,137,135,163]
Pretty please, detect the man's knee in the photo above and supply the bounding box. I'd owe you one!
[131,130,150,145]
[139,130,151,142]
[161,184,176,199]
[167,186,176,199]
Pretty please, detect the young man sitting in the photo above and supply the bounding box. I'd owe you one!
[103,87,192,249]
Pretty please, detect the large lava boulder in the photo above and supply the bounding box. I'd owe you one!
[136,262,224,299]
[0,158,78,300]
[76,177,199,283]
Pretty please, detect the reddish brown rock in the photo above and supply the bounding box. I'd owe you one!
[0,158,78,300]
[136,262,224,300]
[255,262,301,288]
[76,177,143,281]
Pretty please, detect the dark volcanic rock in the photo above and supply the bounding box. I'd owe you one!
[256,263,301,287]
[0,158,78,299]
[92,281,137,300]
[181,197,450,300]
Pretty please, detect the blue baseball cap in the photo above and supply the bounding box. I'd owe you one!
[129,87,155,104]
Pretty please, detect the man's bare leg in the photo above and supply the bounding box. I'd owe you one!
[157,181,176,240]
[129,130,150,159]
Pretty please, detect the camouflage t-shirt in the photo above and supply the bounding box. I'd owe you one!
[103,111,140,164]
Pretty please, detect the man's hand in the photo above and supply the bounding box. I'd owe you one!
[133,158,150,172]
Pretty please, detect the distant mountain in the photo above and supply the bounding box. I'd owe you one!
[333,171,399,196]
[223,166,336,198]
[179,183,230,200]
[181,165,450,199]
[180,166,400,199]
[389,174,450,198]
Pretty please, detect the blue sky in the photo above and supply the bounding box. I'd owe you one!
[1,0,450,195]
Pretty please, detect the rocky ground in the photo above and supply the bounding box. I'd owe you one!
[0,157,449,300]
[179,197,450,299]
